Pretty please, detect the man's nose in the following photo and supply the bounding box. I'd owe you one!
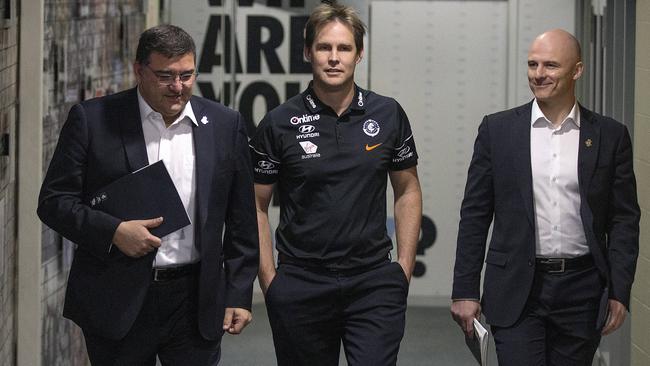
[329,50,339,63]
[168,78,184,91]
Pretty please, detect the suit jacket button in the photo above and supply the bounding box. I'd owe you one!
[528,260,533,266]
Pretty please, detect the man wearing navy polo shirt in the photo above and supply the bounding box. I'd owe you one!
[249,2,422,365]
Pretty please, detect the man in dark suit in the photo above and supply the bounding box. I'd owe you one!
[451,29,640,365]
[37,25,259,365]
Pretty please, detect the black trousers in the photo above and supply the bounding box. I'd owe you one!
[491,266,603,366]
[82,273,221,366]
[265,260,409,366]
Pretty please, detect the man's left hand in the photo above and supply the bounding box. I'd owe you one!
[602,299,627,335]
[397,259,413,283]
[223,307,252,335]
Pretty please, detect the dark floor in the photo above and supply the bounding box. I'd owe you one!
[219,303,498,365]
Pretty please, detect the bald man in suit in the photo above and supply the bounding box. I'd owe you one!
[451,29,640,365]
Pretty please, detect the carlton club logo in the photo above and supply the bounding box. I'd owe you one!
[363,119,380,137]
[258,160,275,169]
[290,114,321,125]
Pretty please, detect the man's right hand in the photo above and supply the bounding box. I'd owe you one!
[112,217,163,257]
[258,270,277,296]
[450,300,481,338]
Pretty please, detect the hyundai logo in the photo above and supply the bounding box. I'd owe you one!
[258,161,275,169]
[299,125,316,133]
[397,146,411,158]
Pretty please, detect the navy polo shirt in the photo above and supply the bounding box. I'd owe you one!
[250,84,418,269]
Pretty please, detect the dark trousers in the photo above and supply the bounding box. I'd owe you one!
[491,266,603,366]
[265,260,409,366]
[82,273,221,366]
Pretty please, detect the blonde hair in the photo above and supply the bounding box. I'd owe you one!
[304,1,366,52]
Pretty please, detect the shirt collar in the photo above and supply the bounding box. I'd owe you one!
[302,83,324,113]
[351,84,367,111]
[137,88,198,127]
[302,82,368,113]
[531,99,580,128]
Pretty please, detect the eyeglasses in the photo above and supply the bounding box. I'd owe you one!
[144,64,198,86]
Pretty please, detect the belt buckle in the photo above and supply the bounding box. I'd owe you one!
[153,268,162,281]
[543,258,565,273]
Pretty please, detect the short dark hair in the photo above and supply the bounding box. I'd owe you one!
[135,24,196,64]
[305,1,366,52]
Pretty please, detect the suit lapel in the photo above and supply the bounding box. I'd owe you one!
[118,88,149,171]
[578,106,609,275]
[578,106,600,194]
[513,102,535,228]
[191,97,215,228]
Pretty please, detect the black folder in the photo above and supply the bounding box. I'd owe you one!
[88,160,190,238]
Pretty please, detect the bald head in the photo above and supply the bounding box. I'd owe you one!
[527,29,584,110]
[531,29,582,64]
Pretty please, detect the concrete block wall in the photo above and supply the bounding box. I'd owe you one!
[632,0,650,365]
[41,1,146,364]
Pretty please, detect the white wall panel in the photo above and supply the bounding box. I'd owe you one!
[370,0,509,298]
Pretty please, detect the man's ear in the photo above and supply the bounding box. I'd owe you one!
[133,62,144,83]
[356,49,364,64]
[573,61,584,81]
[304,46,312,63]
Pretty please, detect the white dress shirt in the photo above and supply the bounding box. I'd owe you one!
[138,90,199,267]
[530,99,588,258]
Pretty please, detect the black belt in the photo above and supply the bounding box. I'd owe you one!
[535,255,594,273]
[152,262,200,282]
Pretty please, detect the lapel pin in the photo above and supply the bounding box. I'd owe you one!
[585,138,592,147]
[201,116,209,125]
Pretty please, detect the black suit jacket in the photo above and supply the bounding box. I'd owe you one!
[452,101,640,328]
[38,87,259,340]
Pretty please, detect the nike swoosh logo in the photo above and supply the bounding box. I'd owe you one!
[365,143,382,151]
